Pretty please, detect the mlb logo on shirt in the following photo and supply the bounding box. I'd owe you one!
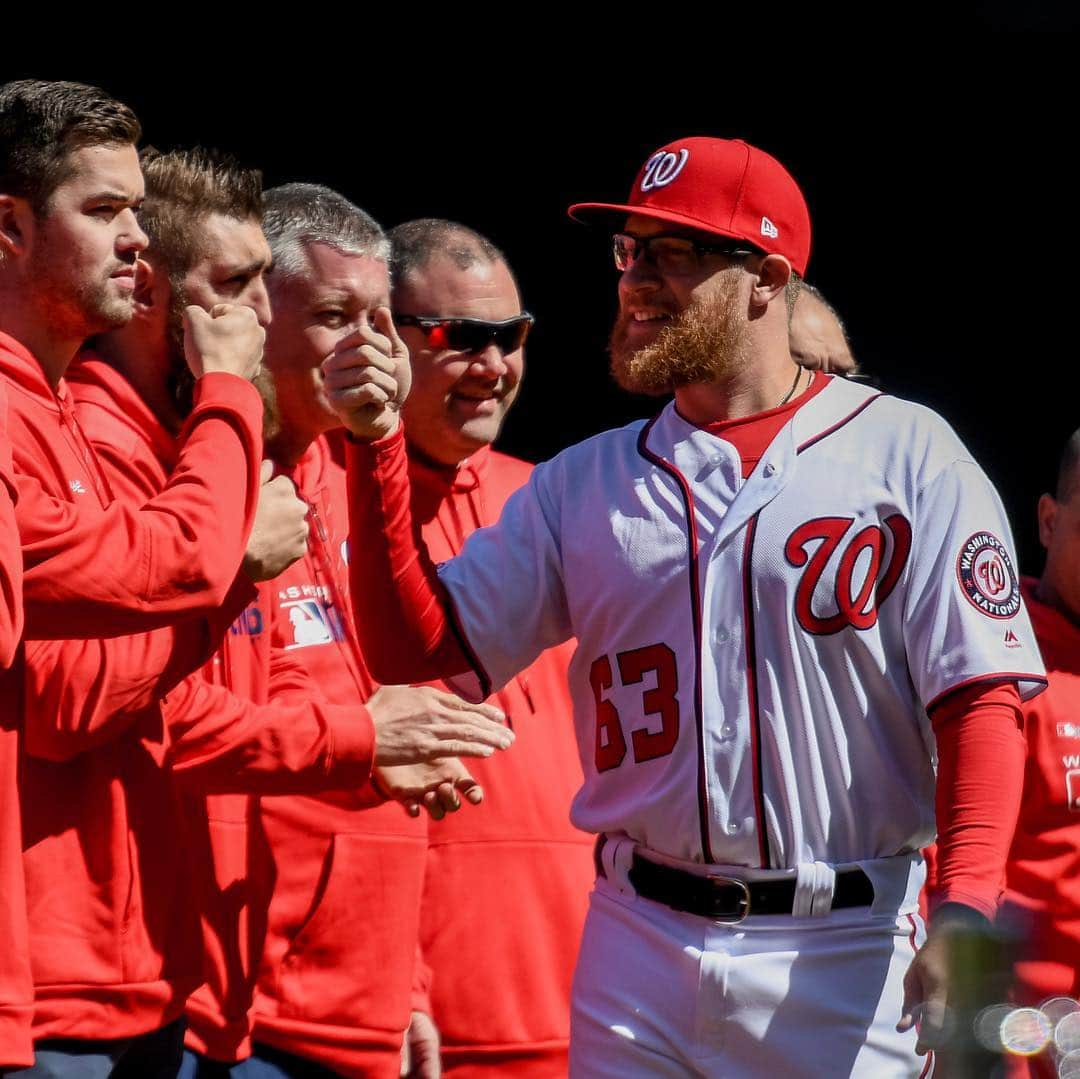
[282,598,335,649]
[1058,723,1080,740]
[1067,770,1080,813]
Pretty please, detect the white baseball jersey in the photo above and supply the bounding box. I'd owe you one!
[438,375,1046,868]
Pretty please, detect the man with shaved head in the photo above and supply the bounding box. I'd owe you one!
[388,218,593,1078]
[788,282,859,377]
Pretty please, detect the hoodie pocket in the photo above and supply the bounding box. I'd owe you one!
[277,832,426,1032]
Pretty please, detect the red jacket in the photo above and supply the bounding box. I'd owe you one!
[409,446,593,1079]
[67,362,376,1062]
[252,434,429,1079]
[2,342,262,1048]
[1002,580,1080,1005]
[0,381,28,1069]
[4,347,262,1054]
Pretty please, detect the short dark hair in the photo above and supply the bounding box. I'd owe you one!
[389,218,506,288]
[139,146,263,280]
[1055,429,1080,503]
[0,79,141,214]
[262,183,388,279]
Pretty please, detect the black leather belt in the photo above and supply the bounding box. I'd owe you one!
[628,853,875,923]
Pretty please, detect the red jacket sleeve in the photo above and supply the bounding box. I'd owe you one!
[928,680,1027,920]
[164,647,376,795]
[345,427,473,685]
[18,373,262,638]
[19,578,255,762]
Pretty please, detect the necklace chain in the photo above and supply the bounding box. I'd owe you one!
[777,365,804,408]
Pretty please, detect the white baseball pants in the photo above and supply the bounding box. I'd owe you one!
[570,871,934,1078]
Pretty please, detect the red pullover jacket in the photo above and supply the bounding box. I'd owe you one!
[68,364,377,1063]
[0,382,27,1068]
[0,334,262,1057]
[251,434,429,1079]
[409,445,593,1079]
[1002,580,1080,1005]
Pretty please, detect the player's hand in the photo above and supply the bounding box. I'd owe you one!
[183,303,265,381]
[242,461,310,581]
[400,1010,441,1078]
[323,306,411,441]
[376,757,484,821]
[898,904,982,1054]
[367,685,512,767]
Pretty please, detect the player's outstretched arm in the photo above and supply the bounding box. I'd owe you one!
[326,309,475,687]
[165,661,511,801]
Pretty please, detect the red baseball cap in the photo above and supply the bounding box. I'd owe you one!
[568,137,812,276]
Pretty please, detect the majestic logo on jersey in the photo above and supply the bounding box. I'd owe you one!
[1004,628,1022,648]
[785,514,912,635]
[281,597,344,649]
[641,149,689,191]
[956,532,1020,619]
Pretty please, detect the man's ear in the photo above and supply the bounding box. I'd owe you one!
[132,257,172,320]
[750,253,792,307]
[1037,493,1057,551]
[0,193,34,260]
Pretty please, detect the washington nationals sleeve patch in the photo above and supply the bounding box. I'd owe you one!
[956,532,1021,619]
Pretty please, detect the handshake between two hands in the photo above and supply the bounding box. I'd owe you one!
[368,685,514,821]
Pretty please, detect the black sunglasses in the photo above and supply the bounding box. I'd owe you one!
[612,232,759,275]
[394,313,535,354]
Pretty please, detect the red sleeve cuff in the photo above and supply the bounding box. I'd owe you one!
[324,703,376,788]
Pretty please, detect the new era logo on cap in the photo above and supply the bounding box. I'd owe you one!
[567,136,812,276]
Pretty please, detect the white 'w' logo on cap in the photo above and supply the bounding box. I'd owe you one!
[641,149,689,192]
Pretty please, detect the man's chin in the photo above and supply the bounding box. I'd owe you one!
[89,294,137,332]
[609,347,675,397]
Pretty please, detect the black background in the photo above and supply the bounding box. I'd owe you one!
[11,18,1079,572]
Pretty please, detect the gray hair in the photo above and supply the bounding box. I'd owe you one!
[262,183,388,278]
[389,218,507,288]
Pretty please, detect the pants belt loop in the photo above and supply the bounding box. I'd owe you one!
[793,860,837,918]
[601,834,637,898]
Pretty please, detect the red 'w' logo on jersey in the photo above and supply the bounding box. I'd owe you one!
[784,514,912,635]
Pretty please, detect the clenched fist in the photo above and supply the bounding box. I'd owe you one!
[184,303,265,382]
[243,461,310,581]
[323,307,411,441]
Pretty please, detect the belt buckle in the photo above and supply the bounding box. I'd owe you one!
[707,875,752,924]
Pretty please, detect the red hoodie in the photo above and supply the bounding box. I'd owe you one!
[68,364,377,1063]
[408,445,593,1079]
[0,382,28,1069]
[1002,580,1080,1005]
[251,434,429,1079]
[0,334,262,1051]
